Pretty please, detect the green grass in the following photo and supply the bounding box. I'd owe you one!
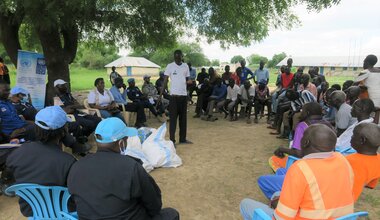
[7,65,353,92]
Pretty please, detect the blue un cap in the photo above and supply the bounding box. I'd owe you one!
[259,79,267,85]
[127,78,135,83]
[95,118,138,143]
[10,86,29,95]
[35,106,69,130]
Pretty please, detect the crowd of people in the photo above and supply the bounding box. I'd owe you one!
[0,51,379,220]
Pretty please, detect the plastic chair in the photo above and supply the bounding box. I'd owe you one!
[336,147,357,155]
[119,103,137,126]
[285,155,300,170]
[252,209,271,220]
[5,183,77,220]
[83,99,102,118]
[336,211,368,220]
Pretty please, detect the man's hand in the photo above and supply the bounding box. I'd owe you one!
[186,80,193,84]
[122,83,127,90]
[274,147,285,158]
[64,106,75,114]
[270,196,280,209]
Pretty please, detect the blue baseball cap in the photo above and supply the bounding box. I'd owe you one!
[35,106,69,130]
[127,78,135,83]
[95,118,138,143]
[10,86,29,95]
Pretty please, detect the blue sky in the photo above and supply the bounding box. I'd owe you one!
[199,0,380,62]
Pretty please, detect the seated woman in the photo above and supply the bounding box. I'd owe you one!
[88,78,125,123]
[268,102,332,172]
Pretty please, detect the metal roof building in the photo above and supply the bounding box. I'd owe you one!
[105,56,160,77]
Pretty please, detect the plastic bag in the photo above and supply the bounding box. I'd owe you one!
[137,127,155,143]
[142,123,182,168]
[120,136,154,172]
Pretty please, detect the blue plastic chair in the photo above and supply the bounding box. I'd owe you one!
[252,209,271,220]
[285,155,300,170]
[336,211,369,220]
[5,183,78,220]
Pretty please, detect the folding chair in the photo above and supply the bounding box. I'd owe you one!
[336,211,368,220]
[252,208,271,220]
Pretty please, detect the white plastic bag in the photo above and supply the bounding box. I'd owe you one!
[120,136,154,172]
[142,123,182,168]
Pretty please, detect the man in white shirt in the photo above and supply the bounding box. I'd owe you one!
[160,50,192,144]
[237,81,255,123]
[224,78,241,121]
[355,55,380,107]
[336,98,376,150]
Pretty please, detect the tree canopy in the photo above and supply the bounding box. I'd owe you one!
[0,0,340,98]
[130,42,210,67]
[247,54,269,65]
[267,52,287,68]
[231,55,245,64]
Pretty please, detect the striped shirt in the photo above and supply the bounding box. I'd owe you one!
[291,90,316,112]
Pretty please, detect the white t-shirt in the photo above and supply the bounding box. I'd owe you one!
[88,89,114,107]
[238,85,255,100]
[335,103,357,130]
[336,118,373,150]
[164,62,190,96]
[227,84,240,101]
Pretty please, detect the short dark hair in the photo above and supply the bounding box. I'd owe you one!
[342,80,354,91]
[331,84,341,91]
[353,98,375,115]
[174,50,182,56]
[365,55,377,66]
[303,102,322,116]
[35,124,65,143]
[114,77,123,84]
[94,78,104,86]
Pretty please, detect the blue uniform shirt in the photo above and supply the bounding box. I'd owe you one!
[126,87,144,102]
[254,68,270,83]
[0,100,27,135]
[110,86,128,105]
[189,68,197,80]
[211,84,227,102]
[241,67,254,84]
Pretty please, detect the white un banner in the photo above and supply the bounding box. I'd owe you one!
[16,50,47,110]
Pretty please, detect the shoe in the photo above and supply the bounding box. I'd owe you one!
[246,118,252,124]
[0,182,15,197]
[254,118,258,124]
[179,140,193,144]
[270,131,280,135]
[201,115,208,121]
[267,125,276,129]
[209,116,218,122]
[193,114,201,118]
[157,115,167,123]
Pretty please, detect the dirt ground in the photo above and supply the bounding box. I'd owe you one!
[0,102,379,220]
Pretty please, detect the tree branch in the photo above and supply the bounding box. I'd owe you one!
[0,13,23,66]
[62,24,79,64]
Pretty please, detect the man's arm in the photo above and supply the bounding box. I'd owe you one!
[131,164,162,217]
[159,76,169,98]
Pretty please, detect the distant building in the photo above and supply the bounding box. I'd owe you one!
[105,56,160,77]
[276,56,380,76]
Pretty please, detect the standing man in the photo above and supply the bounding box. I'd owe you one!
[109,66,121,86]
[160,50,192,144]
[253,60,269,85]
[222,65,233,85]
[240,60,254,84]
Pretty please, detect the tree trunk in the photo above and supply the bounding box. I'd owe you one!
[35,24,78,105]
[0,14,23,66]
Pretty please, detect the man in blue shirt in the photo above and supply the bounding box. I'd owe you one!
[0,83,34,140]
[110,77,147,127]
[253,60,269,85]
[202,78,227,121]
[240,60,254,84]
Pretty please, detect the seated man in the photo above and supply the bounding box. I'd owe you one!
[155,71,170,100]
[224,78,240,121]
[240,124,354,219]
[142,75,169,115]
[9,86,37,121]
[5,106,76,217]
[268,102,331,173]
[347,123,380,201]
[126,78,165,122]
[54,79,101,136]
[254,79,271,124]
[329,90,357,136]
[238,80,255,124]
[110,77,148,127]
[194,78,213,118]
[202,78,227,121]
[68,118,179,220]
[336,98,375,151]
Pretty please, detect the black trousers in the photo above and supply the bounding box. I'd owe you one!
[120,102,147,125]
[169,96,187,143]
[74,114,101,136]
[152,208,180,220]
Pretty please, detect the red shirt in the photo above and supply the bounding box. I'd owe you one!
[231,73,241,86]
[281,73,294,89]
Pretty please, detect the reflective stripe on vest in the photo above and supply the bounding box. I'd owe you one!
[297,159,354,219]
[276,201,298,218]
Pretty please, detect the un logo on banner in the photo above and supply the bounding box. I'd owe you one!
[20,59,32,68]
